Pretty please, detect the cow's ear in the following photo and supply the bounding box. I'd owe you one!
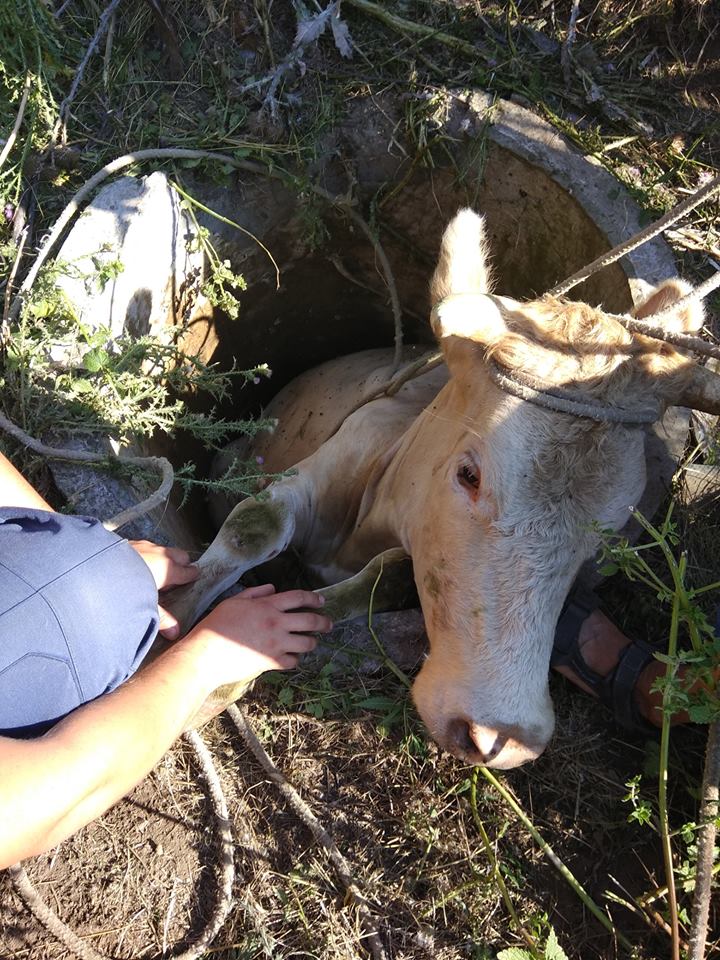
[431,292,506,344]
[631,278,704,334]
[430,208,493,308]
[431,293,507,375]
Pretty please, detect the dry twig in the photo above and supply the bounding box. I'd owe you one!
[0,72,32,171]
[1,210,32,339]
[226,704,389,960]
[52,0,126,146]
[561,0,582,86]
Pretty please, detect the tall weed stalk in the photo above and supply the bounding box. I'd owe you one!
[598,504,720,959]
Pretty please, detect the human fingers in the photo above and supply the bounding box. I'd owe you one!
[158,605,180,640]
[130,540,199,590]
[242,583,277,599]
[282,633,318,655]
[271,589,326,612]
[282,611,333,634]
[162,562,199,590]
[274,653,306,670]
[165,546,193,565]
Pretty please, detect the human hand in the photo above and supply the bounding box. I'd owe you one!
[129,540,199,590]
[185,584,333,690]
[129,540,199,641]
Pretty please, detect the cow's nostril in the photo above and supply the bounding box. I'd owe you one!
[446,717,477,758]
[443,719,546,768]
[446,717,501,762]
[468,724,504,762]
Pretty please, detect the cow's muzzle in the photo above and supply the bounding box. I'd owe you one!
[444,717,549,769]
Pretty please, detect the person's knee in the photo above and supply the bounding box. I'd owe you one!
[0,509,159,735]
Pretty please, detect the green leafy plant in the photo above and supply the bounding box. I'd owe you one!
[596,505,720,959]
[496,927,569,960]
[1,249,276,504]
[622,774,653,826]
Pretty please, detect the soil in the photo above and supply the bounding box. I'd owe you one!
[0,670,714,960]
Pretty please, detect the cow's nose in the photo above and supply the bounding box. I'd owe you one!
[446,718,547,769]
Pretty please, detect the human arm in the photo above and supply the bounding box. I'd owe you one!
[0,585,331,869]
[0,450,52,510]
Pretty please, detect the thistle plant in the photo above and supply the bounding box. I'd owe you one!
[1,251,275,501]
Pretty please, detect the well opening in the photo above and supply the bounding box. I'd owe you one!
[52,93,682,549]
[175,94,674,536]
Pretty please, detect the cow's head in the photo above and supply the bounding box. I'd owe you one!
[407,209,716,769]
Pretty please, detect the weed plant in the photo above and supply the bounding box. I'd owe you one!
[0,246,276,500]
[597,505,720,957]
[0,0,60,208]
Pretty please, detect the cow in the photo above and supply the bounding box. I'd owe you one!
[167,209,719,769]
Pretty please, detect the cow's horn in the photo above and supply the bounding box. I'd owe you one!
[676,364,720,414]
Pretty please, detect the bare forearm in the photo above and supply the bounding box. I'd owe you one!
[0,633,220,868]
[0,587,328,868]
[0,451,52,510]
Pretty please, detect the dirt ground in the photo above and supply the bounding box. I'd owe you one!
[1,1,720,959]
[0,677,713,959]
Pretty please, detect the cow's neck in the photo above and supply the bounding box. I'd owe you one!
[333,378,459,569]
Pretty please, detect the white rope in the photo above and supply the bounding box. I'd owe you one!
[0,410,175,532]
[486,358,660,424]
[645,270,720,325]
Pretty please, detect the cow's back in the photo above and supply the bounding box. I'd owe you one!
[209,347,446,527]
[253,346,445,471]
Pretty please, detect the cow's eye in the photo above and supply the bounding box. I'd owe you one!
[457,462,480,493]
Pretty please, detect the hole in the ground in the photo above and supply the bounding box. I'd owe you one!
[51,92,683,553]
[172,132,658,540]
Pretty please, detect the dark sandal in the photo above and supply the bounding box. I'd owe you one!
[551,582,658,735]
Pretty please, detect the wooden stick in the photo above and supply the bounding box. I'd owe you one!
[688,720,720,960]
[0,72,32,171]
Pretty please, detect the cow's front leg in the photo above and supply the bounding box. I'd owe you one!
[166,481,307,635]
[186,548,418,729]
[320,548,416,622]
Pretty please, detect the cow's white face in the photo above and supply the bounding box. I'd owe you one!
[407,364,647,768]
[403,209,704,769]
